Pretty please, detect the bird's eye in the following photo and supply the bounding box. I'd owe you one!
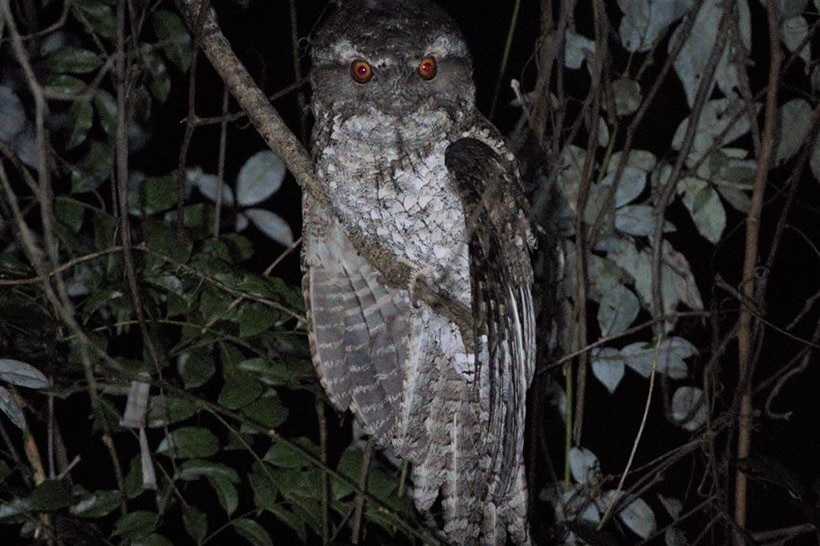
[350,60,374,83]
[417,56,437,80]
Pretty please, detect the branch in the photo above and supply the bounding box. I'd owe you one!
[174,0,473,334]
[733,1,782,542]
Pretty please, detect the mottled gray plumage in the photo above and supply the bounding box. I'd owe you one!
[303,1,535,543]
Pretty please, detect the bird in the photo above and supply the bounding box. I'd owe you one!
[302,0,535,543]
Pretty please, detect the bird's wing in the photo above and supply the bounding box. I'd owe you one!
[445,136,535,540]
[302,195,408,442]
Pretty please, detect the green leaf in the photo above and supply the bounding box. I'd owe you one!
[0,460,10,482]
[145,273,188,315]
[177,459,240,483]
[70,489,121,518]
[71,140,112,193]
[263,438,317,468]
[144,52,171,103]
[363,492,415,536]
[614,204,657,237]
[242,394,288,430]
[615,496,657,539]
[123,456,145,499]
[220,431,254,452]
[93,90,117,135]
[67,100,93,148]
[274,467,323,533]
[232,518,273,546]
[113,511,158,539]
[597,283,640,336]
[334,447,397,501]
[236,275,278,300]
[55,196,86,233]
[240,358,289,387]
[178,350,215,389]
[161,203,217,239]
[0,253,32,278]
[143,220,192,266]
[0,386,24,429]
[564,30,595,69]
[212,233,255,263]
[621,337,696,379]
[612,78,641,116]
[29,479,72,511]
[658,337,698,379]
[812,130,820,181]
[92,209,117,251]
[47,47,103,74]
[157,427,219,459]
[680,178,726,244]
[183,505,207,544]
[212,269,246,292]
[80,286,123,318]
[672,99,756,165]
[714,183,751,212]
[0,86,25,141]
[601,164,648,207]
[87,386,122,432]
[133,534,174,546]
[47,74,86,94]
[237,302,279,338]
[243,275,305,312]
[0,359,48,388]
[249,466,278,511]
[265,503,307,541]
[591,347,626,393]
[585,249,626,300]
[215,342,242,371]
[218,371,263,410]
[130,175,181,217]
[151,10,192,72]
[207,474,239,515]
[241,356,315,388]
[75,1,117,40]
[147,395,198,427]
[774,98,813,166]
[0,498,31,519]
[364,464,396,500]
[672,386,706,431]
[199,287,234,324]
[609,241,652,307]
[236,151,286,207]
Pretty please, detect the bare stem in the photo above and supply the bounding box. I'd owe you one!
[733,2,781,542]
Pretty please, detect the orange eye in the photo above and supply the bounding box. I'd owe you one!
[350,60,373,83]
[417,56,437,80]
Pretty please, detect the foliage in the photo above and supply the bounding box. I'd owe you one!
[523,0,820,544]
[0,1,417,544]
[0,0,818,545]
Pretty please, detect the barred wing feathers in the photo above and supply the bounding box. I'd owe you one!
[445,136,536,544]
[302,196,407,442]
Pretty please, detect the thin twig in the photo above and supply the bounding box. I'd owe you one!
[351,439,374,544]
[489,0,520,120]
[597,335,661,529]
[213,84,230,239]
[176,44,200,234]
[315,397,330,545]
